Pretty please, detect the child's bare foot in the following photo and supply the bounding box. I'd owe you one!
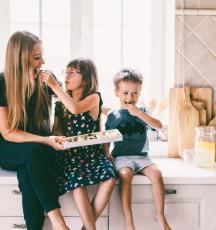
[124,221,135,230]
[52,224,70,230]
[155,215,171,230]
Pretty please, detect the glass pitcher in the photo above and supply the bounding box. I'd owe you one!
[193,126,216,168]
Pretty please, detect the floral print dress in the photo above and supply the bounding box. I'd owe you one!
[54,94,116,195]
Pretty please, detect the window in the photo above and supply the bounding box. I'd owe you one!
[93,0,152,107]
[0,0,175,156]
[9,0,71,77]
[6,0,174,123]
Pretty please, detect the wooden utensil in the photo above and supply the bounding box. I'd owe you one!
[208,103,216,127]
[190,87,213,123]
[168,87,200,157]
[191,100,207,125]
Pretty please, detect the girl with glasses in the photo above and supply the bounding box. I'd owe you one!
[40,58,116,230]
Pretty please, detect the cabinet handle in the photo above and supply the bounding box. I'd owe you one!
[165,188,177,195]
[12,190,22,195]
[12,224,27,229]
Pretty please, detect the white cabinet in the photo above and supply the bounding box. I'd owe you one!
[108,156,216,230]
[0,184,108,230]
[0,217,108,230]
[44,217,108,230]
[1,158,216,230]
[109,184,204,230]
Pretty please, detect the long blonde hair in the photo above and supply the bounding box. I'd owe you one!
[5,31,49,132]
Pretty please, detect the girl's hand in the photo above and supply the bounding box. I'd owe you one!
[45,136,67,150]
[39,71,59,89]
[105,152,114,161]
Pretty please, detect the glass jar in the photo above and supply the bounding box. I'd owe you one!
[193,126,216,168]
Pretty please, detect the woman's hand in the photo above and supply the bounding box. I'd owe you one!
[45,136,67,150]
[39,71,59,89]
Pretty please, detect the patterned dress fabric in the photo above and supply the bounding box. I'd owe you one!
[54,96,116,195]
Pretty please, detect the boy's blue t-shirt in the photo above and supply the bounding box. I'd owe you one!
[105,108,150,157]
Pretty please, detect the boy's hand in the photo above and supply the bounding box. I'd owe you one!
[126,104,142,117]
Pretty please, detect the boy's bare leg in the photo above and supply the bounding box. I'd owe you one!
[141,165,171,230]
[81,178,116,230]
[47,208,70,230]
[119,167,135,230]
[73,187,96,230]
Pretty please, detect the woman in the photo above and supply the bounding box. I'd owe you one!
[0,31,69,230]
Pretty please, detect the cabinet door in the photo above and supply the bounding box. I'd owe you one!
[0,217,26,229]
[109,185,201,230]
[0,185,23,216]
[0,217,108,230]
[132,202,199,230]
[59,185,108,216]
[0,185,108,217]
[44,217,108,230]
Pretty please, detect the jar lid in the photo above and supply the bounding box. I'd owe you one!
[195,126,216,134]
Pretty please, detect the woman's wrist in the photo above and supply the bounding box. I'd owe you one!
[41,136,50,145]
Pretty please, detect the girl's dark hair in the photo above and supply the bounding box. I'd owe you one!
[113,68,143,89]
[67,58,98,99]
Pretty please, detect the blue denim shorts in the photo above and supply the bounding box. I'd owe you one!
[112,155,154,174]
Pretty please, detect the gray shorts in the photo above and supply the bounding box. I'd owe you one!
[112,155,154,174]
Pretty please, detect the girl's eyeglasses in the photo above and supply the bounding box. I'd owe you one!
[62,68,81,77]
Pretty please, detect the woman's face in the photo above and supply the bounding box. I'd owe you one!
[30,42,45,74]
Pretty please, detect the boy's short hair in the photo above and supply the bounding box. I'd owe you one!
[113,68,143,89]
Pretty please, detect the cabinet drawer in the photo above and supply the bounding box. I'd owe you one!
[0,185,108,217]
[0,217,108,230]
[132,202,199,229]
[131,184,204,201]
[45,217,108,230]
[0,185,23,216]
[59,185,108,216]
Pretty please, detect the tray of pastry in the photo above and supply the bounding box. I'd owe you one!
[63,129,123,149]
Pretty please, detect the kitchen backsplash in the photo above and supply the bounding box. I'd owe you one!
[175,0,216,101]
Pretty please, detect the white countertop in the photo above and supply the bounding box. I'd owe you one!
[133,158,216,185]
[0,158,216,185]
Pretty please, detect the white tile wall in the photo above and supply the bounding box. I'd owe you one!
[175,0,216,100]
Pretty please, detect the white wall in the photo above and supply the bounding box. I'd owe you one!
[0,0,10,70]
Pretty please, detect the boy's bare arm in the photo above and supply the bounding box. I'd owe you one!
[127,104,162,129]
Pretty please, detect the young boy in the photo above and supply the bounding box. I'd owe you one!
[104,68,171,230]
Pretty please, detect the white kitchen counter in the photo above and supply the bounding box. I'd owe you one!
[1,157,216,185]
[1,158,216,230]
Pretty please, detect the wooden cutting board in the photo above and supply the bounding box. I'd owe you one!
[190,87,213,122]
[168,87,200,157]
[208,103,216,127]
[191,100,207,125]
